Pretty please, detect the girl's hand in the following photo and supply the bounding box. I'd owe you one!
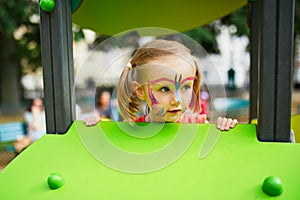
[216,117,238,131]
[177,113,207,123]
[84,116,101,126]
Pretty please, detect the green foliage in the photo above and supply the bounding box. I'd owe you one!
[183,25,220,54]
[0,0,38,36]
[0,0,41,72]
[73,25,85,42]
[17,24,42,71]
[182,6,249,54]
[92,31,140,51]
[221,6,249,37]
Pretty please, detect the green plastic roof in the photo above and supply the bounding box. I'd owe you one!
[72,0,247,35]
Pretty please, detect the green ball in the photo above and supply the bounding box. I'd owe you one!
[40,0,55,12]
[47,172,65,190]
[262,176,283,196]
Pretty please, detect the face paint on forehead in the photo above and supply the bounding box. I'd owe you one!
[147,73,195,104]
[148,77,174,85]
[174,74,182,91]
[147,76,195,86]
[174,74,182,103]
[181,76,195,84]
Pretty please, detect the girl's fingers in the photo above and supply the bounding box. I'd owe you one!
[216,117,223,129]
[220,117,228,130]
[230,119,238,128]
[224,118,233,130]
[216,117,238,130]
[84,117,101,126]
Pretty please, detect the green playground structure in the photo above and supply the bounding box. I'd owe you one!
[0,0,299,199]
[1,122,300,199]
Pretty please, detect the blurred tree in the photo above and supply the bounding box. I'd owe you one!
[220,6,249,37]
[0,0,41,115]
[0,0,85,115]
[73,24,85,42]
[91,31,140,51]
[183,6,249,54]
[147,6,248,55]
[183,24,221,54]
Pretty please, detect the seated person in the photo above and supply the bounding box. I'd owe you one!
[14,98,46,153]
[95,90,113,120]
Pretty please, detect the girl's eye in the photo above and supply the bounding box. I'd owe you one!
[159,87,170,93]
[181,85,191,91]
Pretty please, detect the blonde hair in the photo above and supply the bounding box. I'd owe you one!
[117,39,201,122]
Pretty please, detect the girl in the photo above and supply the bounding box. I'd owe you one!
[85,39,237,130]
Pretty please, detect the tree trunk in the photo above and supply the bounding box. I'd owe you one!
[0,32,22,115]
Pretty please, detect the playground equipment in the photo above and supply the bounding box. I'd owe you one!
[0,0,298,199]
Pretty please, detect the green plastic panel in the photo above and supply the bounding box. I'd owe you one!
[0,121,300,199]
[72,0,247,35]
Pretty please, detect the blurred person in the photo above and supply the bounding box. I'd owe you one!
[95,90,113,120]
[227,68,236,89]
[14,98,46,153]
[200,90,210,117]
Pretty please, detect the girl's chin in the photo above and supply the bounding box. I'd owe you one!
[149,112,181,122]
[165,115,181,122]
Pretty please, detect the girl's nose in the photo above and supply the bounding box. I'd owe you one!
[170,92,181,106]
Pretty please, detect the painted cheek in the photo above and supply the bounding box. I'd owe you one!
[147,84,165,116]
[151,104,165,116]
[147,84,158,104]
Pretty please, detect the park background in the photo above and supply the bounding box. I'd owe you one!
[0,0,300,170]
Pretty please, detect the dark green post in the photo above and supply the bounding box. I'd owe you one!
[249,0,259,122]
[257,0,294,141]
[39,0,75,134]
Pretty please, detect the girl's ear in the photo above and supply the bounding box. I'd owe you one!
[132,81,146,100]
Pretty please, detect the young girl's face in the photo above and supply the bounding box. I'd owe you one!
[141,55,196,122]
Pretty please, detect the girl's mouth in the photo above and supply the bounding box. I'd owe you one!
[167,109,181,114]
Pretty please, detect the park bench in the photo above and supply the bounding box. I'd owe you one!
[0,122,26,142]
